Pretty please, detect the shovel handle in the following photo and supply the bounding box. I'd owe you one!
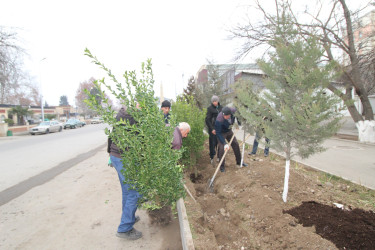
[239,133,252,148]
[209,133,236,187]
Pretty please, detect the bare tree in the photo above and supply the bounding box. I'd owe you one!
[358,47,375,95]
[0,26,39,105]
[231,0,375,142]
[75,77,113,118]
[75,77,97,117]
[0,27,23,104]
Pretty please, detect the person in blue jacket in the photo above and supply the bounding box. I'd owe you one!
[215,107,248,172]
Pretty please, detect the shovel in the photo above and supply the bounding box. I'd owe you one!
[240,130,246,168]
[207,133,235,193]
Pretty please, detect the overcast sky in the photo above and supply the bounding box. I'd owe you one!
[1,0,372,106]
[1,0,255,106]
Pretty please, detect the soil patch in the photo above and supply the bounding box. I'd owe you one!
[184,140,375,249]
[285,201,375,249]
[147,205,172,226]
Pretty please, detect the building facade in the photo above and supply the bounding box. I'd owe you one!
[0,104,76,125]
[195,63,266,105]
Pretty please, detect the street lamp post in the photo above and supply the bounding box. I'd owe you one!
[166,64,185,100]
[39,57,47,121]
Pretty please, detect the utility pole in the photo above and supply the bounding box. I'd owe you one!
[39,57,47,121]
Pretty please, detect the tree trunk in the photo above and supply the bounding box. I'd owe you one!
[356,121,375,143]
[0,82,5,104]
[339,0,374,122]
[328,83,363,123]
[282,147,291,203]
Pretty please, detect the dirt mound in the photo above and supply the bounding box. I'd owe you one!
[184,140,375,249]
[285,201,375,249]
[147,206,172,226]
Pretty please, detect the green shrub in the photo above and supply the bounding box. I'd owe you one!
[5,118,14,126]
[45,114,56,120]
[84,48,184,209]
[172,96,206,175]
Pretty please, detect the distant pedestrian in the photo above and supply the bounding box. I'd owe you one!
[205,95,222,165]
[109,107,142,240]
[161,100,171,124]
[249,117,270,157]
[171,122,190,150]
[215,107,248,172]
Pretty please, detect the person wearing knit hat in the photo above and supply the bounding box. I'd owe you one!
[161,100,171,124]
[211,95,219,103]
[214,106,248,172]
[205,95,223,165]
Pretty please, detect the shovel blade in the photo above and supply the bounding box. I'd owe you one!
[206,178,215,193]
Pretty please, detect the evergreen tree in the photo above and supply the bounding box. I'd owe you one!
[199,60,225,108]
[182,76,204,109]
[9,106,33,125]
[59,95,69,106]
[234,36,342,202]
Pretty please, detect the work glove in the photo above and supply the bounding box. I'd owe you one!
[108,157,113,167]
[224,144,230,151]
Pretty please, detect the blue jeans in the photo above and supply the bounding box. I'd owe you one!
[251,133,270,156]
[110,155,141,233]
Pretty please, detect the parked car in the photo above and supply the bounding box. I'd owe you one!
[64,119,82,129]
[80,121,86,127]
[29,121,63,135]
[91,118,102,124]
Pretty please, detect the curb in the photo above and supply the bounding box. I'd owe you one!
[177,198,195,250]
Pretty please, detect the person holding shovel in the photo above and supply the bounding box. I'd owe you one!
[215,107,248,172]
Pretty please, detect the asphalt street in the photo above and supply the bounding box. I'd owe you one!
[0,124,108,193]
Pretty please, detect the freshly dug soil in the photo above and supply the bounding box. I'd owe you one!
[184,141,375,249]
[285,201,375,249]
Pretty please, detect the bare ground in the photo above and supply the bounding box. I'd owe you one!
[184,141,375,249]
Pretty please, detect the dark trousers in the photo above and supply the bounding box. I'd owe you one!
[208,131,218,159]
[217,130,241,171]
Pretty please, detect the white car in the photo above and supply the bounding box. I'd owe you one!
[29,121,63,135]
[91,118,102,124]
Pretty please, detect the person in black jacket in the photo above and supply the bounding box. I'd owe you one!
[161,100,171,124]
[205,95,222,165]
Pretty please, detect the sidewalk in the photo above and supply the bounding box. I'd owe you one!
[235,118,375,190]
[0,147,183,249]
[334,116,358,140]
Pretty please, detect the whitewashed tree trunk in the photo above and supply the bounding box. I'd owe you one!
[356,120,375,143]
[282,159,290,203]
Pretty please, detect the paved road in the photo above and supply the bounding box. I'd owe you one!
[234,130,375,190]
[0,124,108,192]
[0,130,181,249]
